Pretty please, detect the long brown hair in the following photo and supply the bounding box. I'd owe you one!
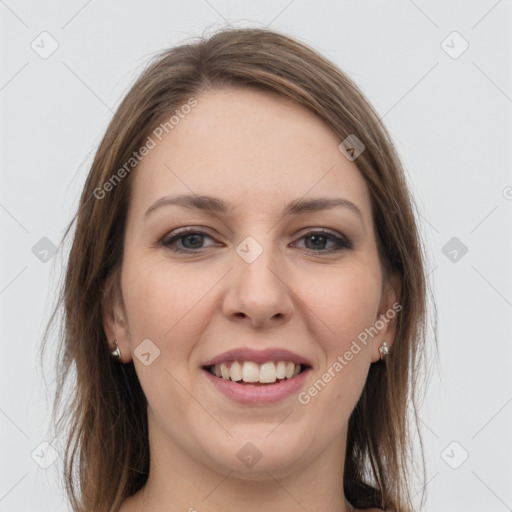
[42,26,434,512]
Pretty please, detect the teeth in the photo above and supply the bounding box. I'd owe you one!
[285,362,295,379]
[210,360,304,383]
[220,362,230,380]
[230,361,243,382]
[259,362,277,383]
[242,361,260,383]
[276,361,286,379]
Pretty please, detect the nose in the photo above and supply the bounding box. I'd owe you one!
[222,243,294,329]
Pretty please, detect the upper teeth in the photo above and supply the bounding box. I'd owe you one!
[210,361,302,383]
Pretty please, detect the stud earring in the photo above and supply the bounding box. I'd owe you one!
[379,341,389,360]
[111,339,122,361]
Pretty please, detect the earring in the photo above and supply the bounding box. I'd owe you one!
[379,341,389,360]
[111,339,122,361]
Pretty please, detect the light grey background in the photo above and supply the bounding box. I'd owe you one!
[1,1,511,511]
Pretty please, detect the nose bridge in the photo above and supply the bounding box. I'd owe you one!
[237,237,279,291]
[223,233,293,327]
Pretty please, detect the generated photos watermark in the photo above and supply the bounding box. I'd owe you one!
[93,97,198,200]
[298,301,402,405]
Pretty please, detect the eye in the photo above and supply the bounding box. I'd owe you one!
[160,227,352,254]
[294,229,352,253]
[161,228,217,253]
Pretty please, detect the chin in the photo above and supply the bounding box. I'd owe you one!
[198,433,311,479]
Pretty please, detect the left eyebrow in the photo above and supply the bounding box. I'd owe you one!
[144,193,364,224]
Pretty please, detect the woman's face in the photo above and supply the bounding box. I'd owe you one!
[105,87,399,480]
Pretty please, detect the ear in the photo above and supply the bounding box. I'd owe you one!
[370,271,402,363]
[102,269,131,363]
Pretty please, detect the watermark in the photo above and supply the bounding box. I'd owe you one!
[441,441,469,469]
[503,186,512,200]
[338,134,365,161]
[442,236,468,263]
[134,338,161,366]
[32,236,57,263]
[440,31,469,60]
[236,236,264,264]
[31,31,59,59]
[298,301,402,405]
[31,440,59,469]
[237,441,263,468]
[93,97,198,200]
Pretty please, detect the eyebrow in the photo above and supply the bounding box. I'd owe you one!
[144,194,364,223]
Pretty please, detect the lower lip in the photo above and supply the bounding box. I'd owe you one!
[203,368,311,405]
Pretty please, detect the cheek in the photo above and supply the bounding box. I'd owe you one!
[297,266,380,421]
[121,256,216,359]
[120,258,215,421]
[294,264,381,416]
[300,260,382,352]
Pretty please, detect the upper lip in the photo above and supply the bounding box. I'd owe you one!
[202,348,312,367]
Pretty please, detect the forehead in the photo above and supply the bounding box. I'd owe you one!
[128,87,372,222]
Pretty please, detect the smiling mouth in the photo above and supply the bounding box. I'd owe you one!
[202,360,310,385]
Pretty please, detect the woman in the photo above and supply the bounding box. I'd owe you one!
[45,27,431,512]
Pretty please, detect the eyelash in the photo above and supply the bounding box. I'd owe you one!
[160,227,352,254]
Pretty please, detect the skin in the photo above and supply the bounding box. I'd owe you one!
[104,87,400,512]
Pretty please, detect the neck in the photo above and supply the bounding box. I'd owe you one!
[131,413,353,512]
